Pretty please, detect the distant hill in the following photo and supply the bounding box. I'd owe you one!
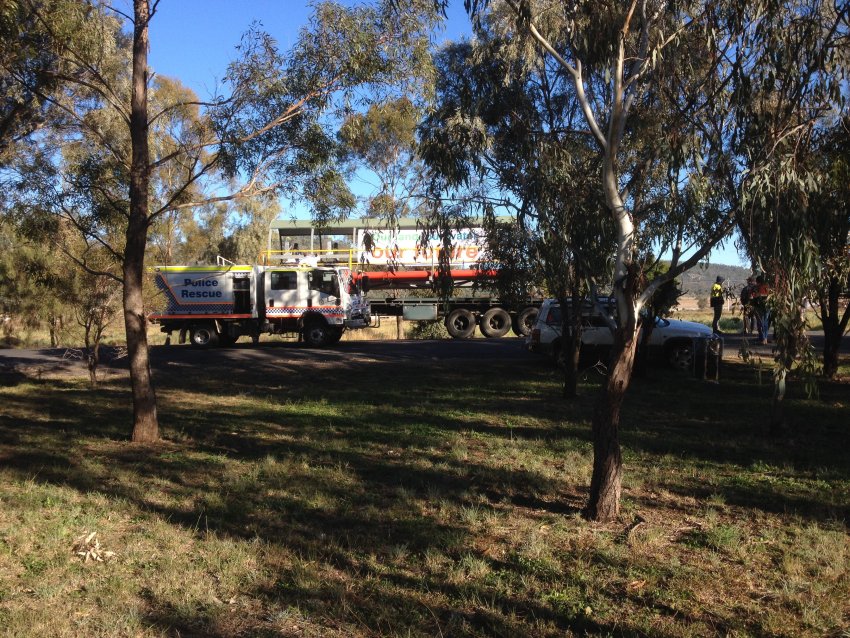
[675,263,752,299]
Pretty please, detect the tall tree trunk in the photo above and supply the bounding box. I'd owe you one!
[770,319,798,436]
[822,318,840,379]
[587,327,638,521]
[126,0,158,442]
[84,322,96,388]
[820,278,849,379]
[563,325,582,398]
[49,314,59,347]
[769,368,788,436]
[586,139,637,522]
[562,286,583,398]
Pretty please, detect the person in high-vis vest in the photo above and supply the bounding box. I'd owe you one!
[710,276,725,334]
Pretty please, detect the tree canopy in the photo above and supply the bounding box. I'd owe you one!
[1,0,443,441]
[421,0,848,520]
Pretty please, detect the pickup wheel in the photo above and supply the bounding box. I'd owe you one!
[480,307,511,338]
[303,321,331,347]
[444,308,476,339]
[189,324,219,347]
[666,341,694,372]
[513,306,539,337]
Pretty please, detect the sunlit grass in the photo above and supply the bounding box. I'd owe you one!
[0,353,848,636]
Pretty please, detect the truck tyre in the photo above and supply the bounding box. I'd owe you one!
[513,306,539,337]
[326,328,344,345]
[445,308,476,339]
[480,307,511,338]
[303,320,331,347]
[189,324,219,347]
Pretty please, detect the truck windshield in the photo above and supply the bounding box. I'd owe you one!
[309,269,340,297]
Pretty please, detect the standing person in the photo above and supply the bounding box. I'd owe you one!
[753,274,770,344]
[740,276,756,334]
[710,276,725,334]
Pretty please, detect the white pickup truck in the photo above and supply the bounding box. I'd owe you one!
[526,298,722,372]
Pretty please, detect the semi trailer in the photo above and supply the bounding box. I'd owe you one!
[266,218,543,339]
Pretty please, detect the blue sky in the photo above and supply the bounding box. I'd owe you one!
[146,1,747,268]
[147,0,471,96]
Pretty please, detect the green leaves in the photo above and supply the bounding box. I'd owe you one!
[210,1,438,220]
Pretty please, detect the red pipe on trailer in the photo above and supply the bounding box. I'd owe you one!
[351,268,499,286]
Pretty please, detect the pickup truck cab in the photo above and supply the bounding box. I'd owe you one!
[526,298,722,371]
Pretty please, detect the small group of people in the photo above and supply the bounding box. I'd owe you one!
[710,274,770,343]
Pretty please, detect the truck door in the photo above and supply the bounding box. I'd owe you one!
[308,269,341,308]
[266,269,300,318]
[233,276,251,314]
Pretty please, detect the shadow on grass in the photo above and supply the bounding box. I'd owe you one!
[1,355,848,635]
[0,365,594,635]
[620,362,850,523]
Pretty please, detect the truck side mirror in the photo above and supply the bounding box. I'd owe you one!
[361,276,370,293]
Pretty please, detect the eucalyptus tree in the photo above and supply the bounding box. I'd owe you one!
[432,0,846,520]
[0,219,69,346]
[736,116,848,429]
[5,0,440,442]
[338,97,431,220]
[730,2,847,426]
[420,31,614,396]
[0,0,91,161]
[63,243,122,388]
[808,117,850,379]
[424,0,735,521]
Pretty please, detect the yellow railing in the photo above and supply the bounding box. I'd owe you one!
[259,248,355,269]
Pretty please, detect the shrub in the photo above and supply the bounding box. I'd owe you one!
[719,317,742,332]
[406,320,449,340]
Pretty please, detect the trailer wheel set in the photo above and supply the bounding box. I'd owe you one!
[480,307,512,338]
[443,305,537,340]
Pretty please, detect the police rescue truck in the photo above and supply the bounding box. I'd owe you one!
[149,262,371,347]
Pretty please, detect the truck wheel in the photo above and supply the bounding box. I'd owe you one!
[513,306,539,337]
[303,321,330,347]
[480,307,511,338]
[189,324,219,347]
[326,328,344,345]
[445,308,476,339]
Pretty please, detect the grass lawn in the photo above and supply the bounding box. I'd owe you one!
[0,352,848,637]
